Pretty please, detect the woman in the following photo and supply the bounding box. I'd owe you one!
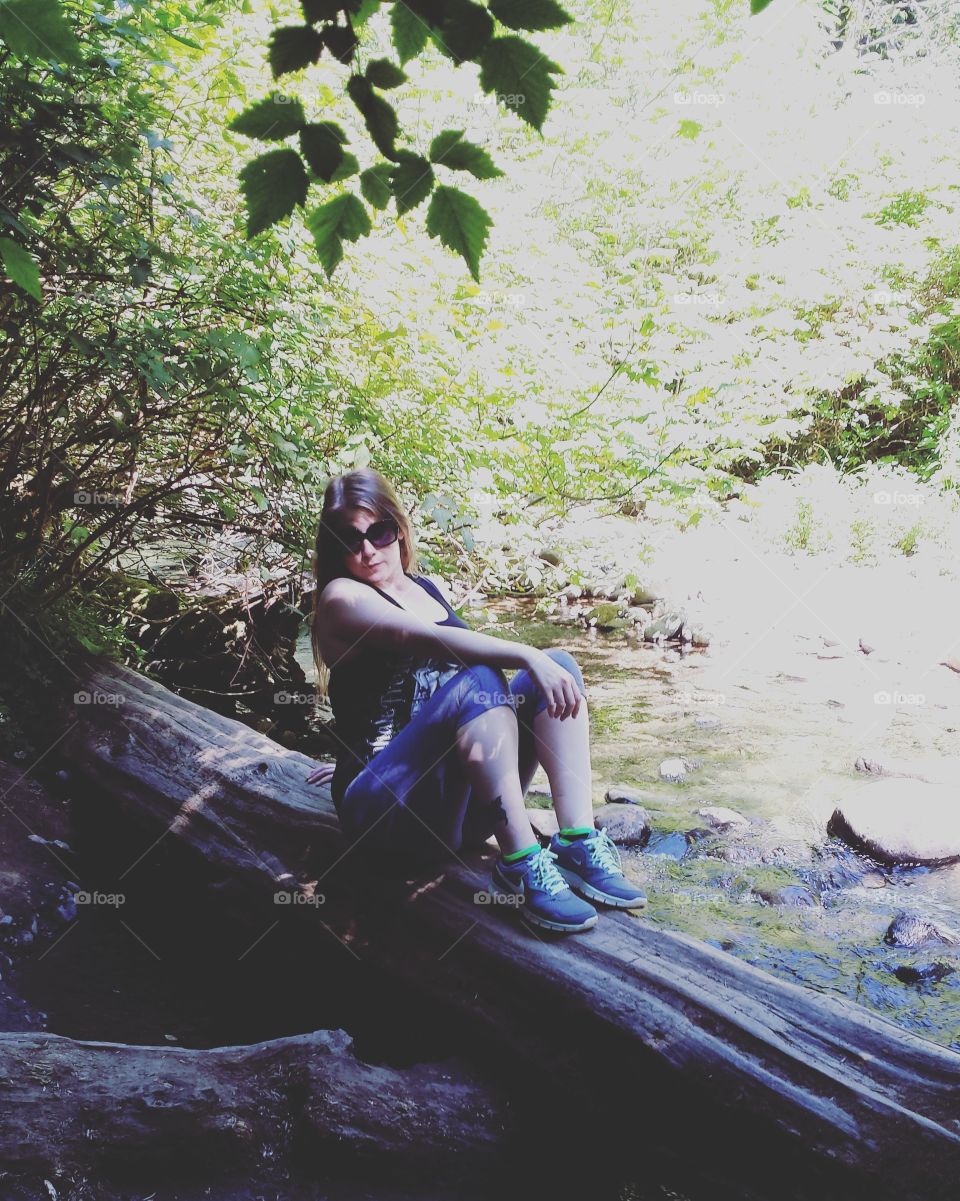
[305,468,646,934]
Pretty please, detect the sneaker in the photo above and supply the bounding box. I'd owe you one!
[491,846,598,933]
[550,828,647,909]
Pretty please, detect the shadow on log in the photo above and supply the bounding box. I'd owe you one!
[0,1026,508,1179]
[50,656,960,1201]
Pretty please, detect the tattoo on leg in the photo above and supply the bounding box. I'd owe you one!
[478,794,508,826]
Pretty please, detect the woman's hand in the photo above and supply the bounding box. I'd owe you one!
[522,648,584,721]
[305,760,336,786]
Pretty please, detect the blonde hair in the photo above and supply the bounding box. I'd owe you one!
[310,468,420,702]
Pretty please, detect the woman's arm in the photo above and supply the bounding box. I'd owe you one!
[319,578,535,670]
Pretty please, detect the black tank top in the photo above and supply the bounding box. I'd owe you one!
[326,573,470,810]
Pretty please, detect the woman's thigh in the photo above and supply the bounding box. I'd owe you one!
[339,663,516,868]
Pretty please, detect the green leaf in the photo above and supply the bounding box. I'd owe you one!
[434,0,494,64]
[321,21,358,63]
[239,149,310,237]
[329,150,359,181]
[353,0,382,26]
[302,0,361,19]
[429,130,504,179]
[299,122,347,181]
[359,162,393,209]
[306,192,372,276]
[0,236,40,299]
[347,75,398,158]
[750,0,775,11]
[390,152,434,214]
[268,25,325,77]
[391,3,429,63]
[230,93,306,140]
[426,185,491,281]
[478,36,562,131]
[366,57,406,88]
[677,119,701,140]
[488,0,572,31]
[0,0,83,64]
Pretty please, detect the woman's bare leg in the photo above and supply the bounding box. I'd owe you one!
[454,705,538,855]
[531,701,594,831]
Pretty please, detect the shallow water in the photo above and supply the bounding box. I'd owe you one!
[476,600,960,1052]
[300,596,960,1052]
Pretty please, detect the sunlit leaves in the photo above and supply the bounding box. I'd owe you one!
[390,151,434,214]
[429,130,503,179]
[299,121,348,181]
[239,149,309,236]
[426,185,491,281]
[478,36,562,130]
[359,162,393,209]
[268,25,325,76]
[306,192,371,275]
[365,57,406,88]
[230,93,305,140]
[0,0,82,64]
[346,75,398,158]
[488,0,572,32]
[390,3,429,63]
[0,236,41,299]
[433,0,494,64]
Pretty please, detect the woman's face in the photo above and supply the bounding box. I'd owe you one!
[337,508,404,584]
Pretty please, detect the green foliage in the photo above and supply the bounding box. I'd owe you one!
[231,0,572,278]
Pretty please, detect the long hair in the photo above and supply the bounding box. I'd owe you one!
[310,468,419,702]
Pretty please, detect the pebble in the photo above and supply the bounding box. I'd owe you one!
[697,805,748,831]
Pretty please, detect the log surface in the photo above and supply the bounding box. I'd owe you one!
[56,657,960,1200]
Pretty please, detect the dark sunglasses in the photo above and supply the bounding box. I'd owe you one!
[331,517,399,555]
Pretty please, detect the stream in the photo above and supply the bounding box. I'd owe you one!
[297,596,960,1053]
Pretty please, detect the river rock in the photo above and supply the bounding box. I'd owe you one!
[526,808,560,841]
[604,784,656,806]
[884,912,960,949]
[644,611,686,642]
[584,602,633,632]
[659,757,695,783]
[755,885,818,908]
[828,778,960,866]
[593,804,650,846]
[697,806,748,831]
[893,962,954,986]
[644,831,688,860]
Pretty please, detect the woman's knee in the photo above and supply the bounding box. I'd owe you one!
[542,647,585,693]
[465,663,512,705]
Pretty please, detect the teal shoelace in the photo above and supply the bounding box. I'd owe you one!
[518,847,568,896]
[582,828,622,874]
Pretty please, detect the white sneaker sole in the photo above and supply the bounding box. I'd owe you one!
[558,867,647,909]
[490,871,598,933]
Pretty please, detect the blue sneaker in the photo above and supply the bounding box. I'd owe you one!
[550,828,647,909]
[491,847,598,933]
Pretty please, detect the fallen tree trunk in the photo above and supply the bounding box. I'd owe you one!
[55,656,960,1201]
[0,1026,508,1177]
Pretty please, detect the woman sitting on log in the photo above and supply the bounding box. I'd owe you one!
[305,468,646,934]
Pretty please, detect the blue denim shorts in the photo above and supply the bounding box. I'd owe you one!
[336,647,585,873]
